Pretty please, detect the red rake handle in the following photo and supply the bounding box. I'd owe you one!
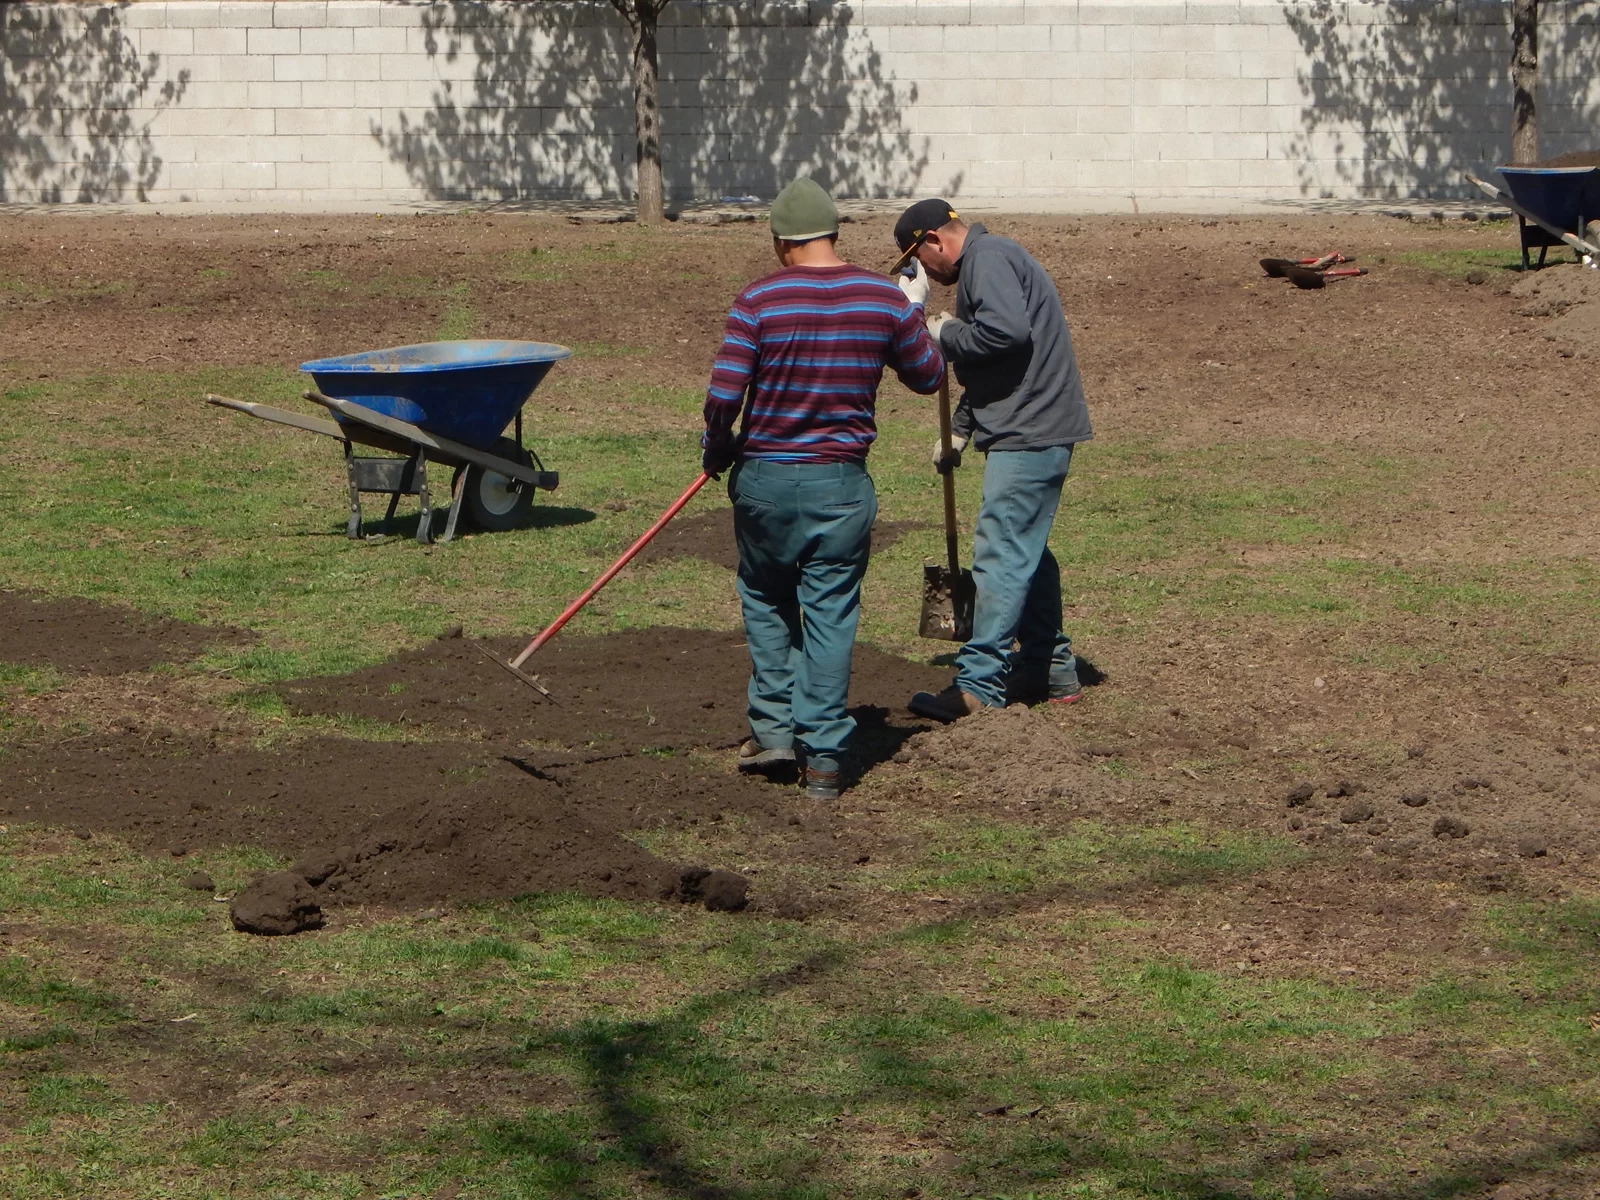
[509,472,712,668]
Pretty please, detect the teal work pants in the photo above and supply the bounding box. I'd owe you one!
[729,458,877,773]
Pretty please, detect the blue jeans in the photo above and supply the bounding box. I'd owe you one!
[954,445,1078,707]
[729,458,877,773]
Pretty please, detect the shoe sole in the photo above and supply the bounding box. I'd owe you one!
[1048,691,1083,705]
[738,748,796,773]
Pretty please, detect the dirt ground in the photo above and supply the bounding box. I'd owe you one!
[1,207,1597,921]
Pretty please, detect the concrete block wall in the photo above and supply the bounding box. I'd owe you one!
[2,0,1598,205]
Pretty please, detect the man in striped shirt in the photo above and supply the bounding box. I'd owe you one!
[702,177,943,800]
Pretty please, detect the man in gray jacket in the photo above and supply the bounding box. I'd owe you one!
[893,200,1093,721]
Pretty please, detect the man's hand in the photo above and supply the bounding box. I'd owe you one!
[931,434,968,474]
[701,440,736,480]
[896,260,929,308]
[927,311,954,341]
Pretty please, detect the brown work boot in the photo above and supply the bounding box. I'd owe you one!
[908,685,986,723]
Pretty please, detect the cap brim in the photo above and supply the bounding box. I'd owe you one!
[888,240,921,275]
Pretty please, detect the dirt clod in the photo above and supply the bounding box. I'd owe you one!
[1326,780,1364,798]
[184,871,215,892]
[1285,783,1317,807]
[1432,815,1471,840]
[669,867,750,913]
[1339,802,1375,824]
[1400,792,1431,807]
[1516,836,1549,858]
[230,871,325,936]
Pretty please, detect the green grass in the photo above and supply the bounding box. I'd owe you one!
[1,827,1596,1198]
[1388,246,1526,276]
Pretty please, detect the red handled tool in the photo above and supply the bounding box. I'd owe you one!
[1283,265,1368,290]
[1259,252,1350,278]
[474,471,713,698]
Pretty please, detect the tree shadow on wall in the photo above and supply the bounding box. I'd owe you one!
[0,1,189,202]
[375,1,935,205]
[1279,1,1600,198]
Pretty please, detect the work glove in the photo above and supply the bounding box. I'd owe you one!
[701,440,736,480]
[932,434,968,474]
[927,310,954,342]
[895,259,929,308]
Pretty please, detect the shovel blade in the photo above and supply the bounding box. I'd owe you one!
[919,563,974,641]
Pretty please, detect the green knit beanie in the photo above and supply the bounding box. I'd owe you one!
[769,177,838,242]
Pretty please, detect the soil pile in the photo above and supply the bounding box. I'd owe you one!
[631,508,925,572]
[1531,150,1600,169]
[0,588,252,675]
[1510,263,1600,347]
[2,628,949,912]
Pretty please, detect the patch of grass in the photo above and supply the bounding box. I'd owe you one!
[1389,246,1525,276]
[897,820,1295,899]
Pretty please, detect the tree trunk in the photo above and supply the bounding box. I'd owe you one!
[1511,0,1538,164]
[614,0,665,224]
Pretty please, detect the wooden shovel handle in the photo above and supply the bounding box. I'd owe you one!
[935,368,960,576]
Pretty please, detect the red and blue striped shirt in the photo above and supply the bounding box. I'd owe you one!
[703,264,944,463]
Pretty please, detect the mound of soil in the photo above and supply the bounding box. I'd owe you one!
[1510,263,1600,347]
[1,628,949,913]
[277,626,943,749]
[632,508,925,572]
[1531,150,1600,169]
[0,588,252,675]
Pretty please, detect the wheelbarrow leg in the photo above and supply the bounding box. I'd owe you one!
[440,464,470,543]
[415,454,434,545]
[343,442,364,539]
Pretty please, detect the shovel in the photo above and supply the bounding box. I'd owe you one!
[476,471,713,698]
[919,369,975,641]
[1259,252,1348,278]
[1283,265,1368,290]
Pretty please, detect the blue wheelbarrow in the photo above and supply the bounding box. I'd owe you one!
[1468,168,1600,270]
[207,340,570,544]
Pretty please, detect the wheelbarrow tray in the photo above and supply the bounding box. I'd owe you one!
[299,339,571,450]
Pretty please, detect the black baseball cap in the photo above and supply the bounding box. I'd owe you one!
[893,198,959,252]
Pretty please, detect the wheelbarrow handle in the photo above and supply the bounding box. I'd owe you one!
[508,472,712,668]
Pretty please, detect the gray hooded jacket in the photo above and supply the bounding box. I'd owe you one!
[938,223,1092,451]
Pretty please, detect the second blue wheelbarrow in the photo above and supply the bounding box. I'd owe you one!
[1467,167,1600,270]
[207,339,570,544]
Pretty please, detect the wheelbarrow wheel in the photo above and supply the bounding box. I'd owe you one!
[458,437,536,532]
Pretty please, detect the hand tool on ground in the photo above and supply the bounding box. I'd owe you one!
[475,471,713,698]
[1259,252,1349,278]
[919,368,975,641]
[1283,265,1369,290]
[1464,171,1600,267]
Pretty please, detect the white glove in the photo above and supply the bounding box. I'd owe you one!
[927,310,954,341]
[895,259,929,307]
[932,434,968,473]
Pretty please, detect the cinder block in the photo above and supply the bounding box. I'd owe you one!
[1241,50,1299,80]
[888,23,943,51]
[379,3,425,28]
[299,25,352,54]
[1074,105,1132,134]
[166,53,226,83]
[193,25,247,54]
[1214,21,1271,53]
[241,133,299,162]
[326,53,382,82]
[1132,77,1188,106]
[1131,50,1185,79]
[152,134,198,163]
[165,160,226,191]
[1155,20,1218,52]
[1265,77,1305,107]
[968,2,1025,27]
[1186,157,1242,187]
[1023,157,1078,189]
[352,25,407,53]
[1213,130,1267,159]
[1078,158,1132,188]
[1189,102,1242,132]
[330,160,382,189]
[120,3,169,29]
[1132,157,1190,190]
[274,1,326,28]
[379,52,435,81]
[274,53,327,82]
[951,22,997,52]
[1022,5,1075,27]
[235,52,277,82]
[244,80,302,107]
[325,2,373,28]
[138,25,195,54]
[219,159,274,189]
[1185,51,1241,78]
[1020,107,1080,134]
[246,26,299,54]
[167,3,221,29]
[1133,104,1187,134]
